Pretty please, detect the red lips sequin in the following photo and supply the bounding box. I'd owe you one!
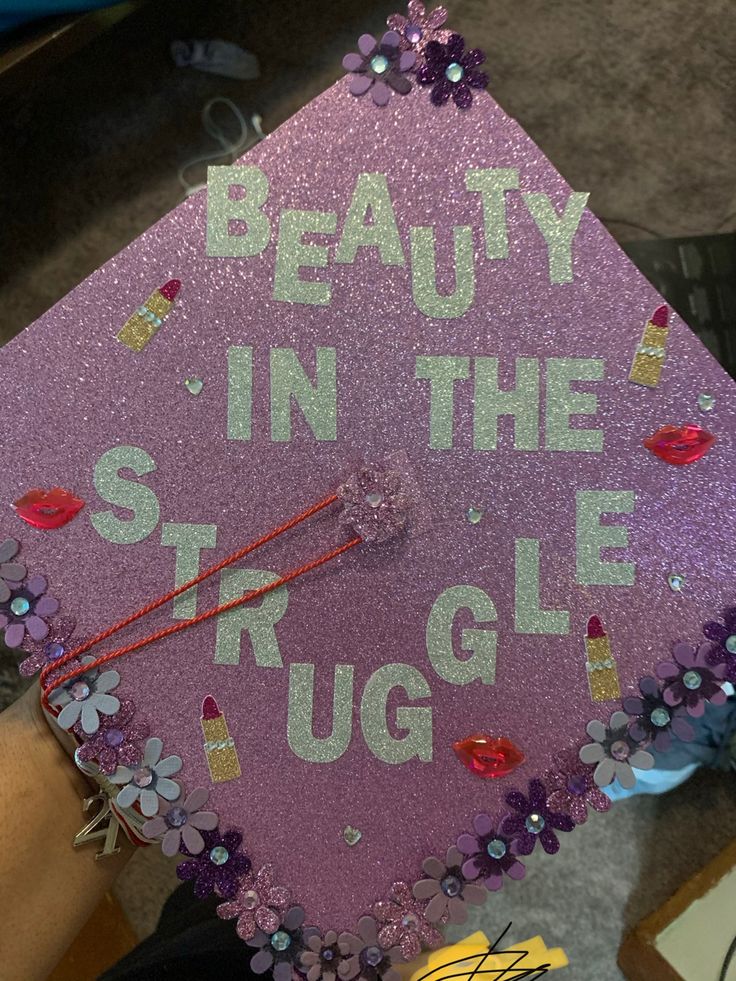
[12,488,85,529]
[644,424,716,465]
[453,734,525,779]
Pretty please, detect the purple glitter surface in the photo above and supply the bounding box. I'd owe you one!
[1,79,735,933]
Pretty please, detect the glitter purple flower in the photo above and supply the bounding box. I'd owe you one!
[142,788,218,857]
[503,778,574,856]
[217,864,291,941]
[75,698,149,774]
[386,2,452,59]
[342,31,415,107]
[579,711,655,789]
[412,845,486,923]
[338,915,401,981]
[110,736,182,816]
[48,655,120,735]
[177,827,250,899]
[623,675,695,752]
[338,459,419,544]
[301,929,349,981]
[0,538,26,603]
[246,905,308,981]
[416,33,488,109]
[17,614,78,679]
[703,606,736,684]
[657,642,727,717]
[456,812,525,891]
[373,880,443,960]
[0,573,59,647]
[544,750,611,825]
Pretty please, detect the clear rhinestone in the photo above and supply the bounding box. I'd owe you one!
[440,874,462,897]
[184,377,204,396]
[697,392,715,413]
[405,23,423,43]
[610,740,630,761]
[104,727,124,748]
[44,641,65,661]
[682,670,702,690]
[242,889,259,910]
[566,773,587,796]
[323,949,334,961]
[209,845,229,865]
[271,930,291,952]
[667,573,685,592]
[525,813,545,834]
[364,946,383,967]
[10,596,30,616]
[70,681,91,701]
[651,707,671,728]
[445,61,464,83]
[466,507,483,524]
[370,54,389,75]
[401,913,419,931]
[132,766,153,788]
[486,838,507,859]
[165,806,188,828]
[726,635,736,654]
[365,491,383,508]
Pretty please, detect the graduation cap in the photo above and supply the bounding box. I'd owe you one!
[2,3,734,973]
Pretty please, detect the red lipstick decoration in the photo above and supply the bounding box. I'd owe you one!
[13,488,85,530]
[453,734,525,779]
[644,424,716,465]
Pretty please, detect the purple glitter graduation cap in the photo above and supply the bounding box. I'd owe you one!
[2,8,735,970]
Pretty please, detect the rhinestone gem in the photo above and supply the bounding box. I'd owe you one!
[682,670,702,690]
[271,930,291,952]
[44,641,65,661]
[364,946,383,967]
[401,913,419,931]
[10,596,30,616]
[185,377,204,396]
[525,813,545,834]
[611,739,630,761]
[104,727,124,748]
[241,889,259,910]
[668,573,685,592]
[486,838,507,859]
[343,825,362,846]
[323,949,334,961]
[726,635,736,654]
[566,773,587,796]
[70,681,91,701]
[133,766,153,788]
[651,707,671,727]
[445,61,464,83]
[165,806,188,828]
[370,54,389,75]
[697,392,715,413]
[209,845,229,865]
[405,23,423,43]
[365,491,383,508]
[440,874,462,897]
[466,507,483,524]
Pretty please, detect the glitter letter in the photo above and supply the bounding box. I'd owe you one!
[287,663,354,763]
[474,357,539,451]
[161,522,218,618]
[545,358,604,452]
[426,585,497,685]
[206,165,271,258]
[415,355,470,449]
[410,226,475,319]
[464,168,519,259]
[335,173,405,266]
[227,346,253,441]
[91,446,160,545]
[576,490,636,586]
[515,538,570,634]
[270,347,337,442]
[214,568,287,666]
[361,663,432,764]
[273,209,337,305]
[522,191,589,284]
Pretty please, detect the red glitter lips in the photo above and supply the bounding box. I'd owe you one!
[453,734,525,779]
[12,488,85,529]
[644,424,716,465]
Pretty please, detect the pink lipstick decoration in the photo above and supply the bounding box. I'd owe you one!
[644,424,716,465]
[117,278,181,352]
[584,615,620,702]
[200,694,241,783]
[629,304,669,388]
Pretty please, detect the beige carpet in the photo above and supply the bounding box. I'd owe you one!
[1,1,735,978]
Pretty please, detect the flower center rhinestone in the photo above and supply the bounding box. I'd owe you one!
[370,54,389,75]
[405,23,423,43]
[133,766,153,788]
[440,874,462,897]
[401,913,419,931]
[10,596,30,616]
[44,641,65,660]
[323,949,334,961]
[70,681,91,701]
[271,930,291,952]
[445,61,464,83]
[104,727,124,748]
[610,739,630,760]
[242,889,259,910]
[525,813,545,834]
[209,845,229,865]
[365,491,383,508]
[566,773,588,796]
[486,838,507,859]
[682,670,702,690]
[165,806,188,828]
[726,635,736,654]
[364,946,383,967]
[651,707,671,727]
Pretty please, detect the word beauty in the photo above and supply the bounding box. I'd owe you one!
[206,166,590,315]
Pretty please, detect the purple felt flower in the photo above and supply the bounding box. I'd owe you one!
[338,459,419,544]
[342,31,415,107]
[338,915,401,981]
[217,864,291,940]
[456,812,525,890]
[623,675,695,752]
[416,33,488,109]
[579,711,655,789]
[75,698,149,774]
[373,880,443,960]
[142,788,218,856]
[301,930,352,981]
[544,750,611,825]
[110,736,182,816]
[703,606,736,684]
[657,642,727,717]
[386,2,452,60]
[412,845,486,924]
[177,827,250,899]
[48,655,120,734]
[246,905,308,981]
[0,538,26,603]
[0,574,59,647]
[503,778,575,856]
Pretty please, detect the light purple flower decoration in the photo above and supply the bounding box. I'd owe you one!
[75,699,149,774]
[657,642,727,717]
[373,880,443,961]
[703,606,736,684]
[504,778,575,856]
[342,32,415,107]
[142,788,218,856]
[544,750,611,825]
[301,930,351,981]
[0,538,26,603]
[217,864,290,940]
[456,812,525,891]
[416,34,488,109]
[386,1,452,59]
[17,614,78,679]
[246,905,308,981]
[177,827,250,899]
[623,675,695,752]
[338,915,401,981]
[110,736,182,816]
[579,711,655,789]
[48,655,120,734]
[0,574,59,647]
[412,845,486,923]
[338,460,419,544]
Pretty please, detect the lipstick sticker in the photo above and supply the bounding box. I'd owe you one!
[13,488,85,530]
[200,695,241,783]
[584,615,621,702]
[117,279,181,352]
[629,304,669,388]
